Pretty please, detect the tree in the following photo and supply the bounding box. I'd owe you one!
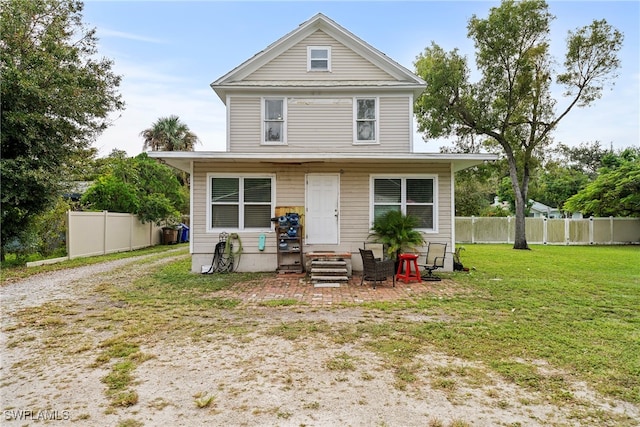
[554,141,610,180]
[530,162,589,215]
[140,115,200,152]
[81,153,187,226]
[414,0,623,249]
[454,163,501,216]
[1,0,123,259]
[564,148,640,217]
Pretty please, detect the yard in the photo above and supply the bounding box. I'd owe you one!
[1,244,638,426]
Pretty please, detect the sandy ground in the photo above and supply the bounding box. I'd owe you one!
[1,253,638,427]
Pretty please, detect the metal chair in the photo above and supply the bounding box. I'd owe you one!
[359,248,395,289]
[419,242,447,281]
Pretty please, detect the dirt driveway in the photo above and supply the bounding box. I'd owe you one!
[1,252,638,427]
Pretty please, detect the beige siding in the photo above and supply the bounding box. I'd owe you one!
[247,31,395,82]
[228,97,261,149]
[229,95,412,153]
[191,161,452,272]
[379,97,411,151]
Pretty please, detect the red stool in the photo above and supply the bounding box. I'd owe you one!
[396,253,421,283]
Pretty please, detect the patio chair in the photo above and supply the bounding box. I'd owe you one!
[418,242,447,281]
[359,248,396,289]
[363,241,385,260]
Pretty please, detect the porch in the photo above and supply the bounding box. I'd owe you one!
[214,272,453,307]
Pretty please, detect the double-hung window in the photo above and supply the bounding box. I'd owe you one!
[263,98,285,144]
[208,174,274,231]
[307,46,331,71]
[355,98,377,143]
[372,176,437,230]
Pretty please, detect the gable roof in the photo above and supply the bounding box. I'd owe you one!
[210,13,426,102]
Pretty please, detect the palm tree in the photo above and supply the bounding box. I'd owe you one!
[140,115,200,151]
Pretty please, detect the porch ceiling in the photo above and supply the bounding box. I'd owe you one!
[147,151,498,174]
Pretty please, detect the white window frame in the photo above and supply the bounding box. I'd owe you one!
[369,174,438,232]
[307,46,331,72]
[262,97,287,145]
[354,97,379,144]
[207,173,275,232]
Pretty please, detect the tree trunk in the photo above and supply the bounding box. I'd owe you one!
[507,153,530,250]
[513,193,529,250]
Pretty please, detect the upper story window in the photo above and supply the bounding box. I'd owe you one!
[307,46,331,71]
[371,176,437,231]
[355,98,377,143]
[263,98,285,144]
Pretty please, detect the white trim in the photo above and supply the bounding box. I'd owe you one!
[409,95,415,153]
[450,162,455,250]
[353,96,379,144]
[225,95,231,151]
[307,45,332,72]
[206,173,276,233]
[261,97,287,145]
[189,160,194,254]
[369,174,439,233]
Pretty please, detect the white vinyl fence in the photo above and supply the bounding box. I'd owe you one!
[66,211,163,259]
[455,216,640,245]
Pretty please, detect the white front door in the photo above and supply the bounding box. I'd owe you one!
[305,174,339,244]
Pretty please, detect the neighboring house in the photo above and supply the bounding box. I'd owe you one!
[528,200,562,219]
[149,13,496,274]
[63,181,93,203]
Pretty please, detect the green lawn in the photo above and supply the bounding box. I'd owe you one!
[404,244,640,403]
[6,243,639,417]
[129,244,640,406]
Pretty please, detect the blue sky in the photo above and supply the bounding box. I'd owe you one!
[81,1,640,157]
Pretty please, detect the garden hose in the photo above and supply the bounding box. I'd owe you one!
[224,233,242,271]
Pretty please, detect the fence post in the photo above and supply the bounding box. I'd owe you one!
[543,217,547,244]
[609,216,614,244]
[129,214,134,251]
[66,210,71,258]
[507,216,511,244]
[103,211,108,255]
[471,216,476,244]
[565,217,570,245]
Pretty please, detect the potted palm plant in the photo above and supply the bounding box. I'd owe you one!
[368,210,425,261]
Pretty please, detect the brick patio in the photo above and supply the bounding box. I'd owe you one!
[216,272,452,307]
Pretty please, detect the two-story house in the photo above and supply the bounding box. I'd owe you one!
[149,13,495,275]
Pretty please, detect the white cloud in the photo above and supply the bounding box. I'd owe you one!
[93,60,227,157]
[96,28,167,45]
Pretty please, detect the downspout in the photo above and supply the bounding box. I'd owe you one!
[450,162,456,266]
[190,159,194,255]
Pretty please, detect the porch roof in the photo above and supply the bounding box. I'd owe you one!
[147,151,498,174]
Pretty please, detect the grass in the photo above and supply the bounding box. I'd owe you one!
[5,243,639,423]
[407,245,640,404]
[0,243,189,284]
[113,244,639,405]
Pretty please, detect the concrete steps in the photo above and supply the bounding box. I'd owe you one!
[306,253,352,288]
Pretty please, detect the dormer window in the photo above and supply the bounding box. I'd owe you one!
[307,46,331,71]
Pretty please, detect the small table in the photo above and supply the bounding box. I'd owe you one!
[396,253,421,283]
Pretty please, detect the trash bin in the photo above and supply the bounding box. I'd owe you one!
[162,227,179,245]
[179,223,189,243]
